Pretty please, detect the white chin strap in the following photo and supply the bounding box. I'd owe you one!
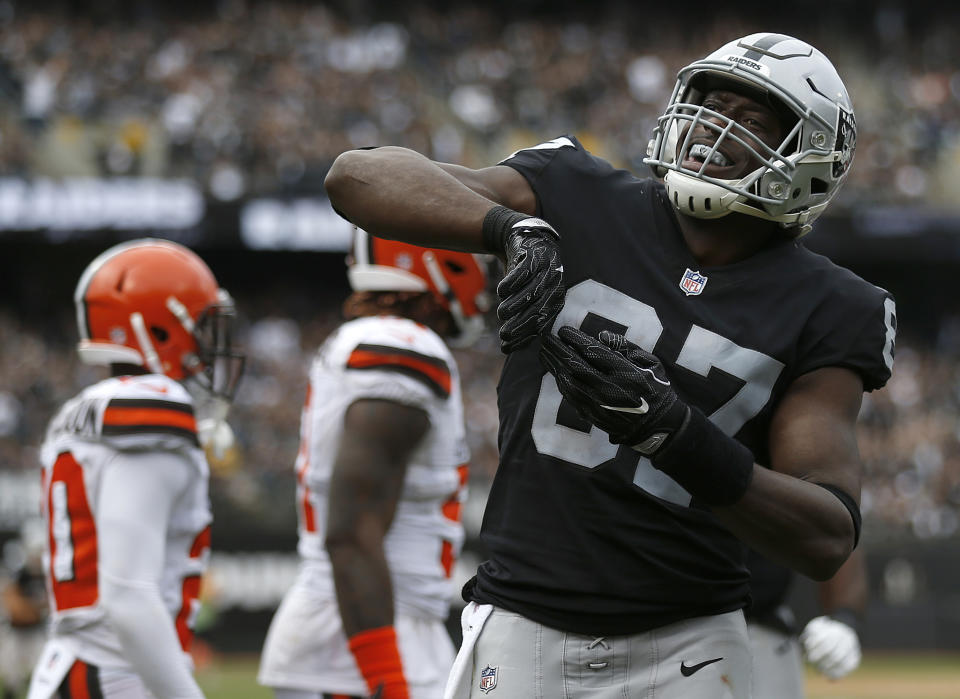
[664,170,818,234]
[664,171,743,220]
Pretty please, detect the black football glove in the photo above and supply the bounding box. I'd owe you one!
[540,327,689,454]
[482,206,565,353]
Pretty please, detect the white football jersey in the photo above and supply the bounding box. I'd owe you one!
[38,374,211,668]
[295,316,469,620]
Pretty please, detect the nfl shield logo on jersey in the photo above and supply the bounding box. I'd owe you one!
[479,665,498,693]
[680,268,708,296]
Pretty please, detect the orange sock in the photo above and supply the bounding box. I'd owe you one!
[347,626,410,699]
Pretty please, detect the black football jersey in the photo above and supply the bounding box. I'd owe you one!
[463,135,895,636]
[744,548,794,625]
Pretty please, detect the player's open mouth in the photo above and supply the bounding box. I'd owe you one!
[681,142,735,174]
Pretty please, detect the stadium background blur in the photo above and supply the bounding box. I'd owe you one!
[2,0,960,695]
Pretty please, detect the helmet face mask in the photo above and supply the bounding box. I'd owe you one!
[75,238,245,399]
[346,226,491,346]
[645,33,856,236]
[191,292,246,400]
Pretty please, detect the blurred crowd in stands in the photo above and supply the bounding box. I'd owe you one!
[0,1,960,209]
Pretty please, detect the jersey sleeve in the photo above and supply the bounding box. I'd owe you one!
[331,322,454,412]
[499,136,580,212]
[795,285,896,392]
[97,378,200,452]
[345,343,451,399]
[97,449,205,697]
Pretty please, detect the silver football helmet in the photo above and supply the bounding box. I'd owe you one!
[645,33,856,236]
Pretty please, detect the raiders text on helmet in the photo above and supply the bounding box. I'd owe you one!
[74,238,244,399]
[347,226,491,346]
[645,33,856,236]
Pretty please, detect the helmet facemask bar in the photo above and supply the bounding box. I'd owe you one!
[652,97,803,208]
[188,292,245,401]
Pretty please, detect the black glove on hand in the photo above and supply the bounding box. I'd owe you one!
[539,326,755,506]
[482,205,565,353]
[539,327,689,454]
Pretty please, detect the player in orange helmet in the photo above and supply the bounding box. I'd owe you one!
[258,227,489,699]
[27,239,243,699]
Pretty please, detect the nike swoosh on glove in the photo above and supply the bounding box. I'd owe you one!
[491,211,565,353]
[800,615,862,679]
[539,327,689,454]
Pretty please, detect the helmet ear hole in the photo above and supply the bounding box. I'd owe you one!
[151,326,169,343]
[444,260,465,274]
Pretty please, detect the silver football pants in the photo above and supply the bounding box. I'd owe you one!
[446,603,752,698]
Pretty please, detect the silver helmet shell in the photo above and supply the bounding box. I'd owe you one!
[644,33,856,236]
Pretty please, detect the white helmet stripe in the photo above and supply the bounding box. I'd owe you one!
[129,311,164,374]
[166,296,196,333]
[352,225,372,266]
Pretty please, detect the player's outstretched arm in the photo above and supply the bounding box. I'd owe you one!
[324,146,534,251]
[326,147,564,352]
[541,328,864,581]
[97,451,205,698]
[325,398,430,699]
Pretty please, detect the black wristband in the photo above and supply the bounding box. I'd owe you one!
[651,406,755,507]
[481,205,526,254]
[815,482,862,548]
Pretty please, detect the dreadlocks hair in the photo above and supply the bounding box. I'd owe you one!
[341,290,456,337]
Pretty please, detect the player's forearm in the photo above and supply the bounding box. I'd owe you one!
[819,547,868,614]
[100,573,204,698]
[2,585,44,625]
[713,467,857,581]
[324,146,492,251]
[328,543,395,637]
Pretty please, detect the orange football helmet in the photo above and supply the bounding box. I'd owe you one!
[347,226,491,346]
[74,238,244,398]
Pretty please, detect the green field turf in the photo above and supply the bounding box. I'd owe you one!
[196,655,270,698]
[804,652,960,699]
[196,652,960,699]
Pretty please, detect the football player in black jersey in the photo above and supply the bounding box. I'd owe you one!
[325,32,895,699]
